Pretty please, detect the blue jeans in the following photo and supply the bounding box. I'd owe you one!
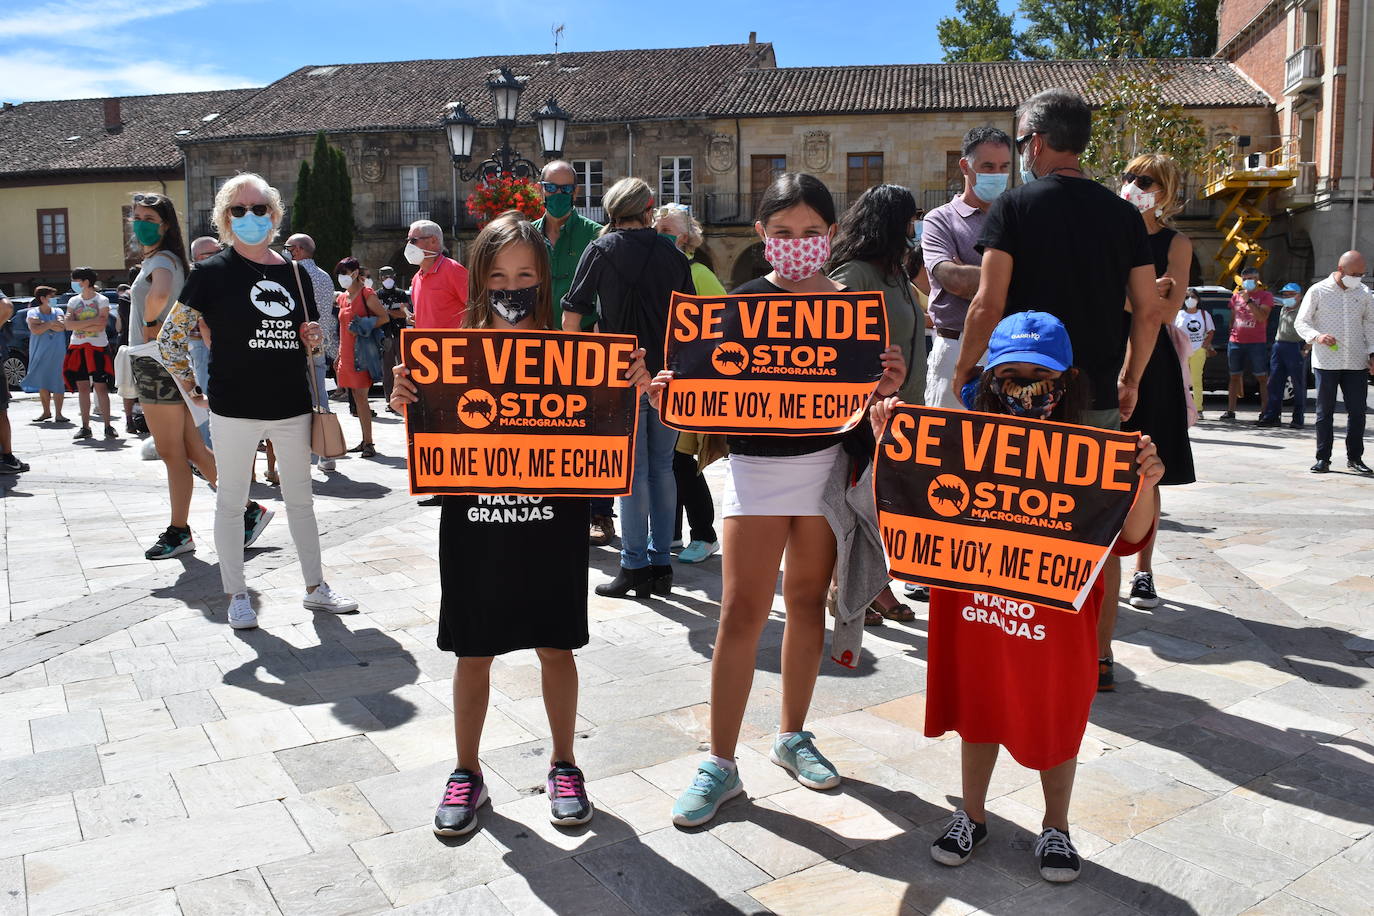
[618,394,678,569]
[1261,341,1307,423]
[1314,369,1368,462]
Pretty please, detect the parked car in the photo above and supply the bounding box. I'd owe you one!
[4,297,34,390]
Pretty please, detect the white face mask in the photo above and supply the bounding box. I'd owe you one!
[363,278,373,289]
[1184,297,1198,310]
[382,277,395,289]
[1120,182,1158,214]
[337,274,353,290]
[1341,274,1364,290]
[404,241,431,266]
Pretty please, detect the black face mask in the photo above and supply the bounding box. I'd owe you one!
[489,285,539,325]
[990,375,1066,419]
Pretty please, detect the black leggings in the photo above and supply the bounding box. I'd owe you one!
[673,450,717,544]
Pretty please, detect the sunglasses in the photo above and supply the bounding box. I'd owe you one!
[228,204,270,218]
[540,182,575,194]
[406,236,433,245]
[1015,131,1040,151]
[1122,172,1158,191]
[132,193,165,206]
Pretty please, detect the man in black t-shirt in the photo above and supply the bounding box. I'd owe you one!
[954,88,1158,423]
[375,265,411,409]
[952,88,1161,698]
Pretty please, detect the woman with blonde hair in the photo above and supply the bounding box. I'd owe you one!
[562,178,696,596]
[158,172,357,629]
[1104,152,1196,684]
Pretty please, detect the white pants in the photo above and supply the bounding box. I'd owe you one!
[925,334,963,408]
[209,411,321,596]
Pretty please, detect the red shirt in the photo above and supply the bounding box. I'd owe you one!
[923,529,1150,770]
[411,255,468,329]
[1229,289,1272,344]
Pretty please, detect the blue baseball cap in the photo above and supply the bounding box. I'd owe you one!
[986,311,1073,373]
[1280,282,1302,293]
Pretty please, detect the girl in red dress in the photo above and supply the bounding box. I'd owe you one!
[871,311,1164,884]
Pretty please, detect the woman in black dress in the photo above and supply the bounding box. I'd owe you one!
[1118,153,1196,614]
[390,213,649,837]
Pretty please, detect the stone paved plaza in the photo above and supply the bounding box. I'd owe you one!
[1,388,1372,916]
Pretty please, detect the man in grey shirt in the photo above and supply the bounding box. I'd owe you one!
[282,233,337,469]
[921,127,1013,408]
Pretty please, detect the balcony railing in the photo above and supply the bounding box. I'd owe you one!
[371,199,455,230]
[1285,46,1321,95]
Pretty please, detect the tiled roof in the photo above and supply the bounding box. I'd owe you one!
[0,88,259,177]
[712,59,1271,116]
[183,43,777,143]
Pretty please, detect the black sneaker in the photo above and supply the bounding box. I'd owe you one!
[1220,410,1236,420]
[903,583,930,602]
[1035,827,1081,882]
[243,501,274,547]
[546,761,594,826]
[930,810,988,866]
[104,425,119,440]
[73,426,93,440]
[1128,571,1160,608]
[1098,657,1115,692]
[145,526,194,560]
[434,769,487,836]
[0,454,29,474]
[1255,417,1280,427]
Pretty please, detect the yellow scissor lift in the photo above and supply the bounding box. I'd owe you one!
[1201,140,1298,282]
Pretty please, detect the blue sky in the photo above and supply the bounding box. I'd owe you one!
[0,0,973,102]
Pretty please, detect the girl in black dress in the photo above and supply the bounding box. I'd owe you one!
[1117,153,1196,620]
[390,212,649,836]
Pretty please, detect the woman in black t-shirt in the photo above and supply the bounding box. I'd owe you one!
[159,173,357,631]
[648,174,905,828]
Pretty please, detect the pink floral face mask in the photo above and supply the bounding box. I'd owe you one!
[764,234,830,282]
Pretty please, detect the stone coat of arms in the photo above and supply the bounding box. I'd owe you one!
[708,133,736,173]
[802,131,831,172]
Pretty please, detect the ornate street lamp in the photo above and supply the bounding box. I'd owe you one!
[444,67,572,183]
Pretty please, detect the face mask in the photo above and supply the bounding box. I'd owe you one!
[131,219,163,247]
[1341,274,1364,290]
[1242,278,1257,291]
[659,233,678,245]
[364,278,373,289]
[70,280,83,294]
[991,375,1066,420]
[382,277,395,289]
[1280,297,1296,307]
[489,285,539,325]
[907,220,924,248]
[1184,297,1199,310]
[281,248,292,261]
[1120,182,1158,214]
[544,193,574,219]
[337,274,354,289]
[971,172,1008,203]
[405,241,431,266]
[1019,140,1038,186]
[764,234,831,282]
[231,212,272,245]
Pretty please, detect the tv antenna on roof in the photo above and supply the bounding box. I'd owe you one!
[552,23,564,67]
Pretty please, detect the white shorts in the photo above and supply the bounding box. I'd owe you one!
[722,445,840,518]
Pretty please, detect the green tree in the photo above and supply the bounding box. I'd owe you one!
[1017,0,1216,59]
[291,131,353,271]
[1081,59,1213,188]
[938,0,1020,62]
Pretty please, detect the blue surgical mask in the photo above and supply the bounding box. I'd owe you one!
[907,220,923,248]
[231,212,273,245]
[70,280,82,294]
[972,172,1008,203]
[1280,296,1297,307]
[1242,278,1257,291]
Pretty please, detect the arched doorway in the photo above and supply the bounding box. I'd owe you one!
[731,242,769,289]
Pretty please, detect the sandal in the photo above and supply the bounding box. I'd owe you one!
[33,413,51,422]
[264,471,280,486]
[874,600,916,623]
[864,607,885,627]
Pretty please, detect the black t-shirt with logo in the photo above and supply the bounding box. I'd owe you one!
[377,286,411,337]
[978,175,1153,410]
[178,248,319,420]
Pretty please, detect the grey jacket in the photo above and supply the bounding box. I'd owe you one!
[820,447,890,668]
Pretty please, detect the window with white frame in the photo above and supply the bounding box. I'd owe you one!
[400,165,430,224]
[659,156,693,205]
[572,159,603,207]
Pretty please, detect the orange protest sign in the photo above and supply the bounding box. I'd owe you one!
[874,406,1142,611]
[402,329,639,497]
[661,291,888,435]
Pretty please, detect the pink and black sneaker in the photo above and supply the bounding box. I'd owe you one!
[547,761,593,826]
[433,768,487,836]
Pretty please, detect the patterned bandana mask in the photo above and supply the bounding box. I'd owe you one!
[764,234,831,282]
[489,285,539,325]
[990,375,1066,419]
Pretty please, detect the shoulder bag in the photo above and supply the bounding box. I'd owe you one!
[287,258,347,458]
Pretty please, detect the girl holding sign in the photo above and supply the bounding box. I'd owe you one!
[650,173,905,827]
[875,311,1163,883]
[390,212,650,837]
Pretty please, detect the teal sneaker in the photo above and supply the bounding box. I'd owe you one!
[769,731,841,790]
[671,760,743,827]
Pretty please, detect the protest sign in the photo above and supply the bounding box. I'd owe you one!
[402,329,638,497]
[661,291,889,435]
[874,405,1142,611]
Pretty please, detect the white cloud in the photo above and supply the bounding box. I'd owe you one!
[0,0,210,38]
[0,50,254,101]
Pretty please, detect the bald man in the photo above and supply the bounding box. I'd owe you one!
[1295,250,1374,473]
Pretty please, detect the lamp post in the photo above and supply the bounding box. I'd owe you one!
[444,66,571,184]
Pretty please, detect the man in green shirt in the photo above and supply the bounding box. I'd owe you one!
[532,160,601,331]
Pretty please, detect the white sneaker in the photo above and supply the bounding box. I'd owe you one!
[318,458,335,471]
[227,593,258,629]
[303,581,358,614]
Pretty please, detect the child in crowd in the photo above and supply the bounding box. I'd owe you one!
[389,212,649,835]
[63,267,119,440]
[873,311,1163,883]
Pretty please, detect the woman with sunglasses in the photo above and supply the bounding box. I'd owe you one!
[158,173,357,629]
[1110,154,1196,661]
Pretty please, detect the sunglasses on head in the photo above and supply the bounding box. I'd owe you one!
[540,181,575,194]
[1122,172,1158,191]
[229,204,270,218]
[132,193,165,206]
